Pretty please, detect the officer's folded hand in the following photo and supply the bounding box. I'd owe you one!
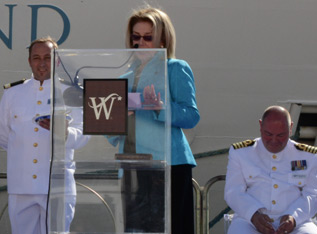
[275,215,295,234]
[251,211,276,234]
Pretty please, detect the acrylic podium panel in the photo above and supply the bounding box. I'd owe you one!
[49,49,171,234]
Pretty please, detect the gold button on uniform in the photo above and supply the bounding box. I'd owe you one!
[14,115,18,118]
[33,143,38,147]
[272,155,277,159]
[37,101,42,105]
[39,86,43,91]
[33,175,37,179]
[298,182,302,185]
[33,159,38,163]
[272,200,276,205]
[273,184,278,189]
[249,176,252,179]
[34,127,39,132]
[272,166,277,171]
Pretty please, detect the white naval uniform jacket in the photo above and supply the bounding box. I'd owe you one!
[224,138,317,226]
[0,76,89,195]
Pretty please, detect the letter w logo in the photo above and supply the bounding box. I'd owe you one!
[88,93,122,120]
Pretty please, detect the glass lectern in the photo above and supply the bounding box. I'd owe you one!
[49,49,171,234]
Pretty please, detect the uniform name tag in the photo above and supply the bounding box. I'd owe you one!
[291,160,307,171]
[292,174,306,179]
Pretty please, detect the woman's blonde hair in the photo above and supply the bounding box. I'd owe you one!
[125,6,176,58]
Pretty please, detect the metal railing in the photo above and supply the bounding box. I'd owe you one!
[192,175,227,234]
[1,173,228,234]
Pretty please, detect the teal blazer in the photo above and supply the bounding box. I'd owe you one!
[108,54,200,166]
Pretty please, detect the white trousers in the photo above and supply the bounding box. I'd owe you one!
[8,194,76,234]
[9,194,47,234]
[228,217,317,234]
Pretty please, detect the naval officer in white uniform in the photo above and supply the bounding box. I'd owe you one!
[0,37,89,234]
[225,106,317,234]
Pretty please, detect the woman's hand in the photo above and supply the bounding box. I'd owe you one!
[143,84,163,109]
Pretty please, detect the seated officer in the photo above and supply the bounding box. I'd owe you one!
[225,105,317,234]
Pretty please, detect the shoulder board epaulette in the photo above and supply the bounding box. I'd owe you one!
[232,139,255,150]
[3,79,26,89]
[295,143,317,154]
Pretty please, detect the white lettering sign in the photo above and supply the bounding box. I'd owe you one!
[88,93,122,120]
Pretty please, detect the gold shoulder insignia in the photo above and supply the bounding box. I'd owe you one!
[232,139,255,150]
[3,79,26,89]
[295,143,317,154]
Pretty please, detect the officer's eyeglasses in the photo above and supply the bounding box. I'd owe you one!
[131,34,153,42]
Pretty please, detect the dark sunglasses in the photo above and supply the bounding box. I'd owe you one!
[131,34,153,42]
